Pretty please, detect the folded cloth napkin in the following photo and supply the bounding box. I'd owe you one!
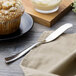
[20,31,76,76]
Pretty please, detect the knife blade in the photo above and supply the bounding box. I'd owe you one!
[45,23,73,42]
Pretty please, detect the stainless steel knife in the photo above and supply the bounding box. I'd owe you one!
[5,23,73,64]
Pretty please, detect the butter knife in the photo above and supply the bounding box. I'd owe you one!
[5,23,73,64]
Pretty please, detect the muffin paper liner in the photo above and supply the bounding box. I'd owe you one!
[0,16,21,35]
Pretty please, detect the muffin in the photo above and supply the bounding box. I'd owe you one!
[0,0,24,35]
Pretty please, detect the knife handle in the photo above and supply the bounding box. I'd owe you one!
[5,42,42,64]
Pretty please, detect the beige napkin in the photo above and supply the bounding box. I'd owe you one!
[20,31,76,76]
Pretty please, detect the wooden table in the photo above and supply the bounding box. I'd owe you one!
[0,11,76,76]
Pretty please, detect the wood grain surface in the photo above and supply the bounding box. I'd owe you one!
[22,0,73,27]
[0,11,76,76]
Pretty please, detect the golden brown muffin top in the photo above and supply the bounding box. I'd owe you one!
[0,0,24,22]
